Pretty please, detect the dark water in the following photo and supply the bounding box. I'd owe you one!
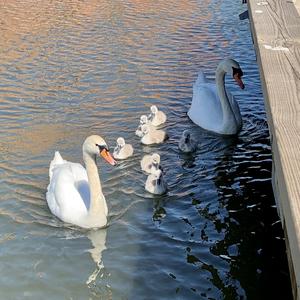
[0,0,292,299]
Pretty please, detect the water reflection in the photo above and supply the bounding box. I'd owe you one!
[152,200,167,223]
[86,229,107,285]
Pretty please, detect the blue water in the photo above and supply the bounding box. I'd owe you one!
[0,0,292,299]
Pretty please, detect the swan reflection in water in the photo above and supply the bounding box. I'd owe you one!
[86,228,107,285]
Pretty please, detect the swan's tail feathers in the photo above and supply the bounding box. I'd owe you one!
[194,70,207,87]
[49,151,65,179]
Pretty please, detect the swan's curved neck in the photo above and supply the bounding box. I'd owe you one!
[83,152,107,217]
[215,66,234,124]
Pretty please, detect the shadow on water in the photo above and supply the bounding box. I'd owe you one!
[210,131,291,299]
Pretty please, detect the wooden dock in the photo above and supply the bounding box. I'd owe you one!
[247,0,300,298]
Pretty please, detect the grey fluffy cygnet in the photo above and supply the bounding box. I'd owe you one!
[178,130,198,153]
[145,168,167,195]
[113,137,134,160]
[148,105,167,126]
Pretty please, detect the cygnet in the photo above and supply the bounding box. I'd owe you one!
[178,130,198,153]
[140,124,167,145]
[148,105,167,126]
[113,137,134,160]
[140,153,161,174]
[135,115,149,138]
[145,168,167,195]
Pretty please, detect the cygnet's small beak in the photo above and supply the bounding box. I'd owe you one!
[100,148,116,166]
[233,73,245,90]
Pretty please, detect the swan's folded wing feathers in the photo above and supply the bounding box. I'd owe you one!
[46,162,89,222]
[68,162,91,211]
[190,84,222,130]
[194,70,208,87]
[49,151,66,179]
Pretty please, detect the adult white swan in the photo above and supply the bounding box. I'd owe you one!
[188,58,245,135]
[46,135,116,229]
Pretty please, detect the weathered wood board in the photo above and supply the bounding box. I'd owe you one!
[247,0,300,299]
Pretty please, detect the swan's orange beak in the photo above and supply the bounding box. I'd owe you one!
[233,73,245,90]
[100,149,116,166]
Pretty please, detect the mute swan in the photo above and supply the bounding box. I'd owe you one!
[187,58,245,135]
[141,124,167,145]
[140,153,161,174]
[135,115,150,137]
[178,130,198,153]
[46,135,116,229]
[145,169,167,195]
[148,105,167,126]
[113,137,134,160]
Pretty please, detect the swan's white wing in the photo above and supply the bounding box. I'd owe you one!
[188,82,222,132]
[194,70,208,86]
[49,151,67,179]
[46,161,90,224]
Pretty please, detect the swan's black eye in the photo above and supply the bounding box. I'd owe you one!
[96,144,109,152]
[232,67,243,78]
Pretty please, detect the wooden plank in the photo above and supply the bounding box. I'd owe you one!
[247,0,300,298]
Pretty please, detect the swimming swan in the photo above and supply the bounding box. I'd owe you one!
[140,153,161,174]
[148,105,167,126]
[113,137,134,160]
[145,168,167,195]
[46,135,116,229]
[178,130,198,153]
[141,124,167,145]
[188,58,245,135]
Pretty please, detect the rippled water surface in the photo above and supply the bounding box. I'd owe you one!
[0,0,292,299]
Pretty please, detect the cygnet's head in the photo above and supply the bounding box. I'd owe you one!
[151,153,160,165]
[116,137,126,147]
[141,124,149,135]
[152,168,163,184]
[83,135,116,165]
[219,58,244,90]
[140,115,148,124]
[182,130,191,143]
[150,105,158,114]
